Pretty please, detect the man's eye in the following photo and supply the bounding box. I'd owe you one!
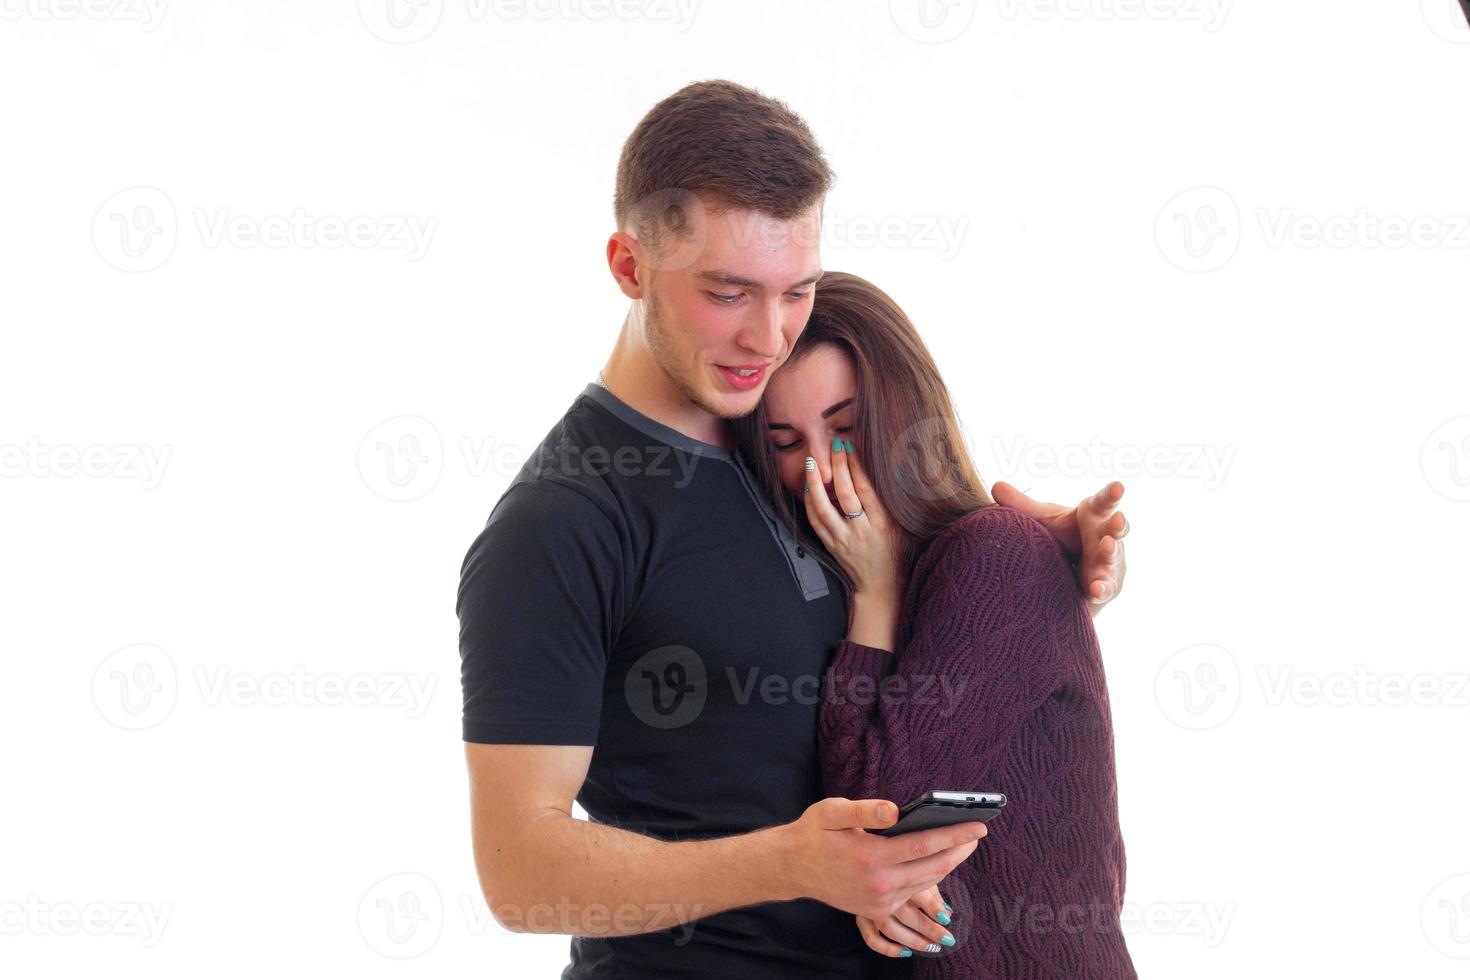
[709,292,741,304]
[787,291,811,301]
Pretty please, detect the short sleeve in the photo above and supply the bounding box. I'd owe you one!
[456,479,623,745]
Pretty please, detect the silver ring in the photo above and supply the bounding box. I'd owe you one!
[844,509,864,520]
[924,942,941,953]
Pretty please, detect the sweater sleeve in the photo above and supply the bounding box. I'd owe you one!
[818,506,1083,807]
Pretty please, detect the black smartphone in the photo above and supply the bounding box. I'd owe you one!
[868,790,1006,836]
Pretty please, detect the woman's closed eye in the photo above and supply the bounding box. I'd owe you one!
[772,426,851,452]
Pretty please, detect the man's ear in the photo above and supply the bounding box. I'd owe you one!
[606,231,646,300]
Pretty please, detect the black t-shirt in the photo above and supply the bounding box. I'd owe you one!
[457,384,870,978]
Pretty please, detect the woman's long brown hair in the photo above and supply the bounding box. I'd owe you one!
[731,271,992,594]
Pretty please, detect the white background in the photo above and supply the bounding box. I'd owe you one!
[3,0,1469,976]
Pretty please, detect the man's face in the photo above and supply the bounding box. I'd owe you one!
[640,203,823,421]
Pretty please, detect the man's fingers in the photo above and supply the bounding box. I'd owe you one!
[893,840,981,896]
[823,796,899,831]
[1086,481,1125,516]
[886,820,988,863]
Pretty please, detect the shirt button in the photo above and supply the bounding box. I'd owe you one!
[796,547,806,558]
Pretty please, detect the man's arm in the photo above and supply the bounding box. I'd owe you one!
[466,742,990,937]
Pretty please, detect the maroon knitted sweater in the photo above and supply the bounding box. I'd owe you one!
[819,505,1135,979]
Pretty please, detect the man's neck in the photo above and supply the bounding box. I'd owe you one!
[599,320,733,451]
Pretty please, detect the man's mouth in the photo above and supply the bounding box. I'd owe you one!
[715,364,768,390]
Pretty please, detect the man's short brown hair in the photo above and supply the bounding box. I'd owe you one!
[614,80,834,247]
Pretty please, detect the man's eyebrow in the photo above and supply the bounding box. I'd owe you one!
[697,269,823,290]
[767,397,855,430]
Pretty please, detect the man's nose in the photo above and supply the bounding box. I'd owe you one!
[739,300,784,358]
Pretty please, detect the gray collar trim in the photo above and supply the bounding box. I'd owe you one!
[581,383,733,460]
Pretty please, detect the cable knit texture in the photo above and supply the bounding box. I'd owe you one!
[819,505,1135,979]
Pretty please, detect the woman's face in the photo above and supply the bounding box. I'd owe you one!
[759,342,859,508]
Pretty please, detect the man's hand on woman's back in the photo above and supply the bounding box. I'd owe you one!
[990,480,1129,615]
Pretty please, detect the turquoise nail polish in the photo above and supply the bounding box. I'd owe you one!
[899,950,913,958]
[843,439,854,454]
[941,934,956,947]
[832,436,844,453]
[943,902,953,913]
[936,911,951,926]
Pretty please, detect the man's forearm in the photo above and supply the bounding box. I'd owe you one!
[480,809,801,938]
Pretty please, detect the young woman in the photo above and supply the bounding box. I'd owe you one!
[732,272,1137,978]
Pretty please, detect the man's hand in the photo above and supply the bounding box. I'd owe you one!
[991,480,1129,615]
[778,797,987,922]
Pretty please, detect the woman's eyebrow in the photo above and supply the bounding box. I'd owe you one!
[768,398,855,430]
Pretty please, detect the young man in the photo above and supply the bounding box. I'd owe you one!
[457,80,1128,978]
